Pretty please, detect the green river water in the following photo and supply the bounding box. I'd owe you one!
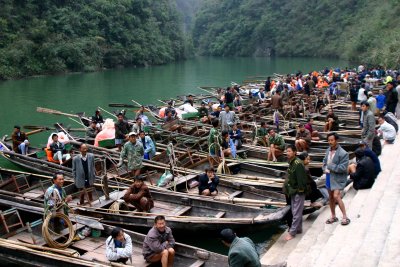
[0,56,349,254]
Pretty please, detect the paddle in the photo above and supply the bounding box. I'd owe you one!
[109,103,138,108]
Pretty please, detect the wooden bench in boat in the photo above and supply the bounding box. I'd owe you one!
[229,190,243,198]
[151,202,192,217]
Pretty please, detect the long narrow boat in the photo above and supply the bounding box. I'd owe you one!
[0,198,228,266]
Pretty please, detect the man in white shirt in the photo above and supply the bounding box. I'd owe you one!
[377,116,396,144]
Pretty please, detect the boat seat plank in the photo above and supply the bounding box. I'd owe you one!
[72,236,106,252]
[229,191,243,198]
[215,211,226,218]
[189,259,205,267]
[8,232,46,246]
[153,202,176,211]
[172,206,192,216]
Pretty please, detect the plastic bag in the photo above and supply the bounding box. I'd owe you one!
[157,170,173,187]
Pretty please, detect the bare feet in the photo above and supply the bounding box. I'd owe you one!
[285,234,295,241]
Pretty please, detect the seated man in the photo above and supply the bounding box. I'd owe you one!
[267,128,285,162]
[123,176,154,212]
[198,101,210,123]
[11,125,29,155]
[143,216,175,267]
[349,148,376,190]
[221,130,236,158]
[256,122,269,146]
[324,109,339,132]
[86,120,98,140]
[106,227,133,264]
[358,141,381,176]
[198,167,219,196]
[305,118,320,141]
[229,123,243,149]
[295,124,311,152]
[377,115,396,144]
[92,110,104,130]
[49,133,71,165]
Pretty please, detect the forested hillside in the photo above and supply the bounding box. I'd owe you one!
[193,0,400,67]
[0,0,185,80]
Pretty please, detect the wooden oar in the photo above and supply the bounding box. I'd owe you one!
[97,106,117,119]
[109,103,138,108]
[36,107,91,122]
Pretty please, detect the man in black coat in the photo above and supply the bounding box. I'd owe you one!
[349,148,376,190]
[384,81,398,113]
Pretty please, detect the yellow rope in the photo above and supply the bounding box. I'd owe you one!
[42,211,75,249]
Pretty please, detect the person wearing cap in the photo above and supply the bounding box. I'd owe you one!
[295,123,311,152]
[197,101,210,123]
[131,117,145,134]
[220,228,261,267]
[357,140,381,176]
[138,131,155,160]
[11,125,29,155]
[115,113,131,151]
[143,215,175,267]
[92,110,104,130]
[123,175,154,212]
[367,91,377,114]
[323,132,350,226]
[384,81,398,113]
[86,120,98,140]
[198,166,219,196]
[72,144,96,205]
[348,148,376,190]
[118,131,144,178]
[360,101,376,148]
[377,115,396,144]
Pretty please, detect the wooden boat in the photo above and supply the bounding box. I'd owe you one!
[0,167,290,232]
[0,200,228,266]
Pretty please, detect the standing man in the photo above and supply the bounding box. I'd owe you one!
[220,228,261,267]
[115,113,130,151]
[11,125,29,155]
[137,131,156,160]
[106,227,133,264]
[323,133,350,226]
[86,121,98,140]
[284,145,308,241]
[224,87,235,110]
[384,81,398,114]
[271,90,284,113]
[118,132,144,178]
[360,101,376,148]
[219,105,237,132]
[267,128,286,162]
[143,216,175,267]
[208,119,222,167]
[72,144,96,205]
[367,92,377,115]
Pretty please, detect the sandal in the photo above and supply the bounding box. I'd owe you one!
[325,217,338,224]
[341,218,351,226]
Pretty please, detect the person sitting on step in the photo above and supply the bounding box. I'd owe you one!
[106,227,133,264]
[198,166,219,196]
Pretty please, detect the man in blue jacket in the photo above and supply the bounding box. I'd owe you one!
[220,228,261,267]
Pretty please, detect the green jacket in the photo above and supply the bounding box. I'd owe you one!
[120,141,144,170]
[285,157,308,196]
[268,134,286,150]
[228,237,261,267]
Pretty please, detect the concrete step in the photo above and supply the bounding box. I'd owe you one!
[290,187,357,267]
[312,140,399,266]
[378,196,400,267]
[351,167,400,266]
[260,212,317,266]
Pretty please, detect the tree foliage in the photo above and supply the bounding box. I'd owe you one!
[0,0,186,80]
[193,0,400,67]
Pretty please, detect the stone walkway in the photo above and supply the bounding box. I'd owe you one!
[261,134,400,267]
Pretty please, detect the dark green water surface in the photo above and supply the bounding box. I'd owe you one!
[0,56,349,253]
